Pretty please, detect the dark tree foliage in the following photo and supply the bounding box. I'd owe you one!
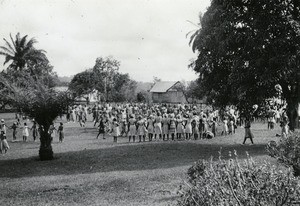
[69,56,137,102]
[0,75,73,160]
[190,0,300,129]
[137,91,147,102]
[69,69,95,98]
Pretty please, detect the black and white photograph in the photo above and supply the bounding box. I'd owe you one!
[0,0,300,205]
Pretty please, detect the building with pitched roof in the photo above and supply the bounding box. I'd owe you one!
[149,81,187,103]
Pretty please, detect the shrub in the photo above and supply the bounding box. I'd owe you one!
[178,151,300,206]
[267,132,300,176]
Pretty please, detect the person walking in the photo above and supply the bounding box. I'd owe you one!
[31,121,38,141]
[58,122,64,142]
[96,116,106,139]
[242,117,254,145]
[10,122,18,141]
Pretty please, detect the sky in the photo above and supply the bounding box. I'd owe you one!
[0,0,211,82]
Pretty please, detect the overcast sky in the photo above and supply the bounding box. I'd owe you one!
[0,0,211,82]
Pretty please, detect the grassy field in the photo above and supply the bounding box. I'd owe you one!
[0,113,282,206]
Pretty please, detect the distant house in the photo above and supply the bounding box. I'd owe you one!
[74,89,100,104]
[149,81,187,104]
[53,86,69,92]
[53,86,100,104]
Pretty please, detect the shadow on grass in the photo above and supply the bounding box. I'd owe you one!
[0,142,268,178]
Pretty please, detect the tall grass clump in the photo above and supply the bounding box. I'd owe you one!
[178,151,300,206]
[267,132,300,176]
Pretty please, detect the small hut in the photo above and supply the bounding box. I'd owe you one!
[150,81,187,103]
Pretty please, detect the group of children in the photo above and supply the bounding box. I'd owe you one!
[0,117,65,154]
[91,103,238,143]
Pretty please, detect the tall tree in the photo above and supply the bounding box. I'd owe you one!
[69,56,137,102]
[69,69,95,100]
[0,33,72,160]
[189,0,300,129]
[0,33,47,70]
[93,56,120,101]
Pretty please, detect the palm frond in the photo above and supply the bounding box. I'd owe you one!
[0,51,12,56]
[0,46,14,55]
[186,29,197,38]
[186,20,201,28]
[3,55,14,65]
[3,38,16,54]
[19,35,28,48]
[9,33,17,50]
[15,33,21,53]
[26,38,37,49]
[189,30,199,47]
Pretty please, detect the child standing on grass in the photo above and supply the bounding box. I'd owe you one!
[162,114,169,141]
[221,118,228,136]
[22,122,29,142]
[0,119,9,154]
[48,123,56,142]
[10,122,18,141]
[96,117,106,139]
[184,114,192,140]
[137,116,146,142]
[31,121,38,141]
[146,115,154,141]
[242,117,254,145]
[112,118,120,143]
[210,117,217,137]
[58,122,64,142]
[128,115,136,142]
[169,113,176,141]
[228,118,234,135]
[176,115,184,140]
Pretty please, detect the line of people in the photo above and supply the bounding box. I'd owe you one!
[90,103,238,143]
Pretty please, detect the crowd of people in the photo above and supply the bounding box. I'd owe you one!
[0,102,291,154]
[66,103,240,143]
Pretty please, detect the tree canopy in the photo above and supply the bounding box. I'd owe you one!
[69,56,137,102]
[190,0,300,124]
[0,33,47,71]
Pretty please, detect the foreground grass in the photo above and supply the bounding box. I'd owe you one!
[0,113,281,206]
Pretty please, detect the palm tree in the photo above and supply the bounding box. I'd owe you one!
[0,33,47,70]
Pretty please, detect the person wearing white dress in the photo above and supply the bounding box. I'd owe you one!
[137,116,146,142]
[162,114,169,141]
[176,115,184,140]
[147,115,154,141]
[222,118,228,136]
[112,118,120,143]
[128,115,136,142]
[154,113,162,140]
[22,122,29,142]
[184,114,193,140]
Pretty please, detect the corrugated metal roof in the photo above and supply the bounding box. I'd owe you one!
[149,81,179,93]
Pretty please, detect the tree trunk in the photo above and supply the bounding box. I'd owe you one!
[287,99,298,131]
[39,129,53,160]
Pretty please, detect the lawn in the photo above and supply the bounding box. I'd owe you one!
[0,113,282,206]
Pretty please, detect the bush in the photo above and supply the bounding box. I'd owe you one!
[178,151,300,206]
[267,132,300,176]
